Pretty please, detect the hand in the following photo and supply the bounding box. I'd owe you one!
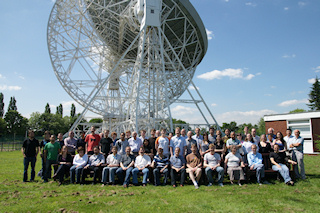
[160,168,165,173]
[123,167,127,171]
[250,165,254,170]
[210,166,215,170]
[23,154,26,158]
[277,164,281,168]
[84,165,89,169]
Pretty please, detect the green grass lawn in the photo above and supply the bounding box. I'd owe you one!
[0,151,319,213]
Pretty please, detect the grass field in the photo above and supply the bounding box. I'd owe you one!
[0,151,319,213]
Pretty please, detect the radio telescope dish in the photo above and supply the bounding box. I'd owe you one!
[47,0,220,133]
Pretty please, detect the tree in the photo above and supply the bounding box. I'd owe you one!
[56,104,63,117]
[0,92,4,118]
[71,103,76,118]
[7,96,17,111]
[238,123,257,134]
[289,108,306,113]
[221,121,238,132]
[45,103,51,114]
[89,118,103,123]
[308,76,320,111]
[257,117,265,136]
[4,110,28,135]
[0,118,6,136]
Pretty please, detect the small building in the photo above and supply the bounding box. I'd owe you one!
[264,111,320,154]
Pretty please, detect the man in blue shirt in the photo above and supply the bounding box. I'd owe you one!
[247,144,268,185]
[170,147,186,187]
[290,130,305,179]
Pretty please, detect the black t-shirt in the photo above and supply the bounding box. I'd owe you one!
[214,140,225,150]
[22,138,40,157]
[100,137,113,154]
[57,153,73,164]
[270,152,286,164]
[77,138,86,149]
[259,142,272,153]
[58,140,64,148]
[148,137,157,154]
[143,144,152,154]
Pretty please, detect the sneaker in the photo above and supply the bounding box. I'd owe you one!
[207,183,213,187]
[172,185,176,188]
[194,185,199,189]
[123,184,127,188]
[262,180,270,184]
[238,183,242,186]
[218,183,224,187]
[259,183,262,186]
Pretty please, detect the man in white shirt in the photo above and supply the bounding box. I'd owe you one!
[290,129,305,179]
[251,128,260,143]
[170,127,187,157]
[192,128,204,145]
[284,128,294,153]
[101,146,121,186]
[128,131,143,156]
[139,129,149,141]
[132,147,151,186]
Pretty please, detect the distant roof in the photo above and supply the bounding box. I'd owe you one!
[264,111,320,121]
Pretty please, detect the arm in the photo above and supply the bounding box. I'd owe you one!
[270,157,281,168]
[170,146,173,157]
[21,147,26,158]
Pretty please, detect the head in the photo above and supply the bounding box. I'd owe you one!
[125,130,131,138]
[111,132,117,139]
[155,130,160,137]
[168,132,173,138]
[276,131,283,140]
[174,147,180,156]
[251,128,257,136]
[139,147,145,155]
[246,133,253,142]
[195,128,200,135]
[191,144,198,154]
[132,131,137,139]
[125,146,131,155]
[251,144,257,154]
[78,147,85,156]
[273,144,279,153]
[104,129,110,138]
[216,130,222,137]
[203,133,208,141]
[216,134,221,141]
[187,131,193,138]
[150,129,156,136]
[236,133,242,141]
[44,131,51,140]
[244,126,249,133]
[209,144,215,154]
[28,130,35,139]
[181,128,186,136]
[80,131,85,139]
[140,129,146,137]
[90,126,96,134]
[57,133,63,140]
[230,131,236,140]
[231,145,237,154]
[268,134,273,142]
[69,131,74,138]
[294,129,300,138]
[61,146,68,154]
[120,132,125,140]
[175,127,181,136]
[209,127,215,135]
[158,147,163,155]
[267,128,274,135]
[93,146,100,155]
[143,139,149,146]
[160,128,166,137]
[286,128,292,137]
[260,134,266,142]
[224,129,230,136]
[50,135,56,143]
[112,146,118,154]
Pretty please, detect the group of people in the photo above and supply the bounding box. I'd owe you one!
[22,125,306,188]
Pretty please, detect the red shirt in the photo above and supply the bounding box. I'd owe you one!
[85,134,101,152]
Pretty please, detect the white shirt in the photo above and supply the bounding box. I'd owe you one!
[156,136,170,155]
[128,137,143,152]
[106,153,121,165]
[73,154,88,167]
[252,135,260,143]
[192,134,204,145]
[134,154,151,168]
[170,135,187,156]
[242,141,259,154]
[284,135,294,151]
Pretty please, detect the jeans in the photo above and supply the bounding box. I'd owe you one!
[116,167,133,185]
[44,159,57,181]
[70,165,83,183]
[170,168,186,186]
[55,164,71,183]
[292,150,305,179]
[82,166,101,184]
[23,157,36,182]
[132,168,149,184]
[153,167,169,185]
[205,166,224,184]
[102,167,119,184]
[41,156,46,179]
[272,163,291,183]
[252,164,265,184]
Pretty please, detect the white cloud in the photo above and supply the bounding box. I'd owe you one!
[171,105,197,117]
[188,85,199,91]
[0,85,22,91]
[307,78,320,84]
[0,74,5,79]
[206,29,214,40]
[284,7,289,11]
[313,66,320,73]
[245,2,257,7]
[282,54,296,58]
[211,103,217,107]
[197,68,257,81]
[224,0,229,2]
[14,72,25,80]
[271,85,276,89]
[264,94,272,97]
[278,99,308,107]
[298,2,306,7]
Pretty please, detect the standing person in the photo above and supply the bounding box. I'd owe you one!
[152,147,170,186]
[85,126,101,155]
[115,132,129,155]
[192,127,204,145]
[116,146,135,187]
[186,144,202,189]
[170,147,186,187]
[225,145,245,185]
[226,132,242,154]
[128,131,143,156]
[111,132,118,146]
[251,128,260,143]
[155,130,161,138]
[139,129,149,141]
[242,126,249,141]
[64,131,77,155]
[155,129,170,157]
[180,128,187,140]
[132,147,151,186]
[53,146,72,185]
[70,147,88,184]
[208,127,216,143]
[258,134,272,153]
[290,130,306,180]
[170,127,187,158]
[247,144,268,185]
[214,134,226,160]
[22,130,40,182]
[284,128,294,155]
[102,146,121,186]
[39,131,51,179]
[82,146,105,185]
[100,129,113,156]
[198,133,211,157]
[222,129,230,143]
[125,130,132,140]
[185,130,197,155]
[148,129,157,155]
[57,133,64,148]
[43,135,61,183]
[242,133,259,155]
[204,144,224,187]
[77,131,86,151]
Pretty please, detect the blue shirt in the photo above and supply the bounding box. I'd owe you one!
[170,155,185,169]
[291,136,304,152]
[247,152,263,167]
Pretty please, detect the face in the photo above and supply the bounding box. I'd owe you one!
[274,145,279,152]
[225,129,230,135]
[175,128,180,136]
[79,150,84,156]
[120,133,125,140]
[251,129,256,136]
[50,135,55,142]
[93,147,99,155]
[158,148,163,154]
[45,132,50,140]
[58,133,63,140]
[260,134,266,142]
[139,148,144,155]
[126,131,131,137]
[104,130,109,137]
[195,128,200,135]
[216,130,222,136]
[268,135,273,141]
[191,146,197,153]
[62,146,67,153]
[294,130,300,137]
[268,128,273,134]
[209,128,215,135]
[69,131,74,138]
[252,145,257,153]
[169,133,173,137]
[187,131,192,138]
[175,148,180,156]
[230,132,235,139]
[276,132,281,138]
[216,135,221,140]
[132,132,137,138]
[286,130,292,136]
[125,146,131,154]
[29,131,35,138]
[161,130,166,136]
[151,130,155,136]
[247,134,252,141]
[112,147,117,154]
[156,130,160,136]
[80,132,85,138]
[231,147,237,154]
[237,134,242,140]
[140,131,146,137]
[91,126,95,133]
[143,140,149,146]
[181,129,186,136]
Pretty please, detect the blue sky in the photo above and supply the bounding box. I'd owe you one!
[0,0,319,126]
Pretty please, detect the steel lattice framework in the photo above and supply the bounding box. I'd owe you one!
[48,0,220,134]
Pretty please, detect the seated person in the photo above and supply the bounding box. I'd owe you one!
[81,146,105,184]
[247,144,268,185]
[102,146,121,186]
[53,146,72,185]
[132,147,151,186]
[225,145,245,185]
[116,146,135,188]
[70,147,88,184]
[170,147,186,187]
[185,131,197,155]
[258,134,272,153]
[152,147,169,186]
[204,144,224,187]
[270,144,296,186]
[143,139,153,157]
[186,144,202,189]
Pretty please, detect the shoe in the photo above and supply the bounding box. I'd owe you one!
[289,181,294,186]
[58,182,62,186]
[218,183,224,187]
[262,180,270,184]
[172,185,176,188]
[123,184,127,188]
[238,183,242,186]
[142,184,146,187]
[101,184,105,187]
[259,183,262,186]
[207,183,213,187]
[180,184,184,187]
[195,185,199,189]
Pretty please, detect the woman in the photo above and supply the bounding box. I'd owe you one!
[70,147,88,184]
[198,133,211,157]
[272,131,287,152]
[214,135,226,160]
[225,145,245,185]
[143,139,154,159]
[242,134,257,155]
[258,134,272,153]
[237,133,244,144]
[53,146,72,185]
[222,129,230,143]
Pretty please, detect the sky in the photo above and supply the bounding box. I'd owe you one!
[0,0,320,127]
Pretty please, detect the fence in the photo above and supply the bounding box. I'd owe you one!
[0,135,45,152]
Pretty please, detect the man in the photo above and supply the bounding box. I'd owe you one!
[247,144,268,185]
[180,128,187,140]
[155,130,161,138]
[267,128,276,140]
[152,147,170,186]
[132,147,151,186]
[186,144,202,189]
[290,129,305,179]
[204,144,224,187]
[111,132,118,146]
[39,131,51,179]
[102,146,121,186]
[128,131,143,156]
[208,127,216,143]
[242,126,249,141]
[155,128,170,157]
[192,127,203,145]
[185,131,197,155]
[81,146,104,184]
[125,130,132,140]
[22,130,40,182]
[115,132,129,155]
[77,131,86,151]
[85,126,101,155]
[139,129,149,141]
[284,128,294,155]
[251,128,260,143]
[148,129,157,155]
[116,146,135,187]
[43,135,61,182]
[226,131,242,153]
[100,129,113,155]
[170,127,187,157]
[57,133,64,148]
[64,131,77,155]
[170,147,186,187]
